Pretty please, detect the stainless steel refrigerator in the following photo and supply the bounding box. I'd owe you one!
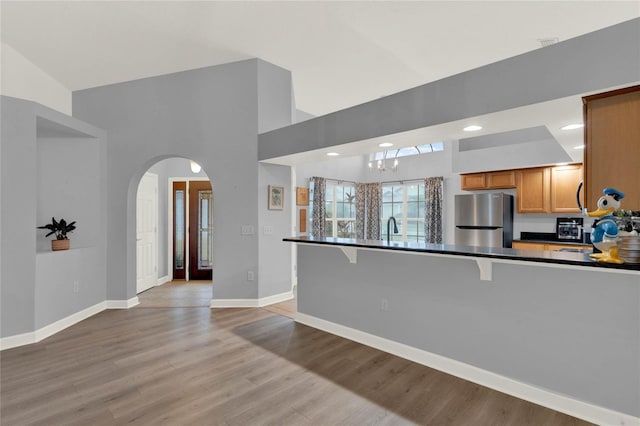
[454,193,514,248]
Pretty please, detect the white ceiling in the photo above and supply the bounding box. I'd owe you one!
[2,1,639,162]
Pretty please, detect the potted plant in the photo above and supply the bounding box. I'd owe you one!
[37,217,76,251]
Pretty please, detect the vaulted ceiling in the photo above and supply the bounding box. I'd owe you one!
[2,1,638,117]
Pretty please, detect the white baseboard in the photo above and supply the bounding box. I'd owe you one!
[106,297,139,309]
[34,302,107,342]
[295,312,639,426]
[258,290,294,307]
[0,331,38,351]
[2,297,141,351]
[156,275,170,286]
[210,290,294,308]
[1,301,107,351]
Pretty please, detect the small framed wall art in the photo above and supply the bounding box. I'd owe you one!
[268,185,284,210]
[299,209,307,233]
[296,187,309,206]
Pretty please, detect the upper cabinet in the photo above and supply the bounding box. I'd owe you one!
[461,164,582,213]
[460,170,515,190]
[550,164,583,213]
[460,173,486,190]
[583,86,640,210]
[515,167,550,213]
[516,165,582,213]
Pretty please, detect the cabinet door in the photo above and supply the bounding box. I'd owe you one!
[487,170,516,189]
[584,86,640,210]
[461,173,486,190]
[550,165,582,213]
[512,241,546,250]
[546,243,591,252]
[516,168,550,213]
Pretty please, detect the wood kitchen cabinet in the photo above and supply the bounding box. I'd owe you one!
[514,164,582,213]
[584,85,640,210]
[460,170,515,190]
[487,170,516,188]
[512,241,591,251]
[550,164,582,213]
[462,164,582,213]
[512,241,546,250]
[460,173,486,190]
[516,167,550,213]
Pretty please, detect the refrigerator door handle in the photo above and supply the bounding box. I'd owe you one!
[456,226,501,230]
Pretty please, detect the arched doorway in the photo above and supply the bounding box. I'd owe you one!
[135,157,213,307]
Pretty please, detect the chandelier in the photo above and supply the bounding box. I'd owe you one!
[368,151,398,173]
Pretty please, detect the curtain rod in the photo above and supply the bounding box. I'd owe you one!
[319,177,358,185]
[377,178,426,185]
[314,177,430,185]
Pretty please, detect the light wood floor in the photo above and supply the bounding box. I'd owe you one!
[1,290,591,425]
[138,280,214,308]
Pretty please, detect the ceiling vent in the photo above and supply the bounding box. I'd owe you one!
[538,37,559,47]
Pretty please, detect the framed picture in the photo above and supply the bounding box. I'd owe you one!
[296,187,309,206]
[299,209,307,233]
[268,185,284,210]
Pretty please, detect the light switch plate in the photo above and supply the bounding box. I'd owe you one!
[241,225,254,235]
[264,225,274,235]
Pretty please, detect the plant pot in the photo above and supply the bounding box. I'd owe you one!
[51,239,70,251]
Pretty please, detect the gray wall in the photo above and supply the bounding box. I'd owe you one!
[297,244,640,417]
[36,138,101,252]
[1,97,37,336]
[452,136,571,174]
[258,163,292,298]
[73,59,293,302]
[257,60,293,133]
[259,18,640,160]
[1,96,107,338]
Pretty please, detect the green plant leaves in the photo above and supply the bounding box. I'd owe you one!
[37,217,76,240]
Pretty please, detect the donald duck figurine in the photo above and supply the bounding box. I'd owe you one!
[586,187,625,264]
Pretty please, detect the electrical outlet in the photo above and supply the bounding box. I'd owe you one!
[380,298,389,311]
[73,280,79,293]
[247,271,254,281]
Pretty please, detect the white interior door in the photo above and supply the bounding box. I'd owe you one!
[137,172,158,293]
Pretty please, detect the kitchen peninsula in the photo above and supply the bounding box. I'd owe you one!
[285,236,640,425]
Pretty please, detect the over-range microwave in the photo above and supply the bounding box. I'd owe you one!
[556,217,583,241]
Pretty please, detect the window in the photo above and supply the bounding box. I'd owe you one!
[373,142,444,161]
[381,182,425,242]
[326,182,356,238]
[309,180,356,238]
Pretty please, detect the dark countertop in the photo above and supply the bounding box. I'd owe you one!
[284,236,640,272]
[515,232,591,246]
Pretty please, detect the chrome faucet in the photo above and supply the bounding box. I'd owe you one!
[387,216,399,244]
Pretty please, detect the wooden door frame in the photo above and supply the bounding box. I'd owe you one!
[188,180,213,280]
[172,181,187,280]
[167,177,210,282]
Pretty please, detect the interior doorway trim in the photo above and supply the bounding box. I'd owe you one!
[167,177,210,282]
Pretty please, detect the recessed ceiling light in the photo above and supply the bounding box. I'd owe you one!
[463,125,482,132]
[538,37,559,47]
[573,145,585,150]
[326,152,340,156]
[561,123,584,131]
[378,142,394,148]
[555,162,569,166]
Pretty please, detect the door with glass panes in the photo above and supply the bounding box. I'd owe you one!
[172,180,213,280]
